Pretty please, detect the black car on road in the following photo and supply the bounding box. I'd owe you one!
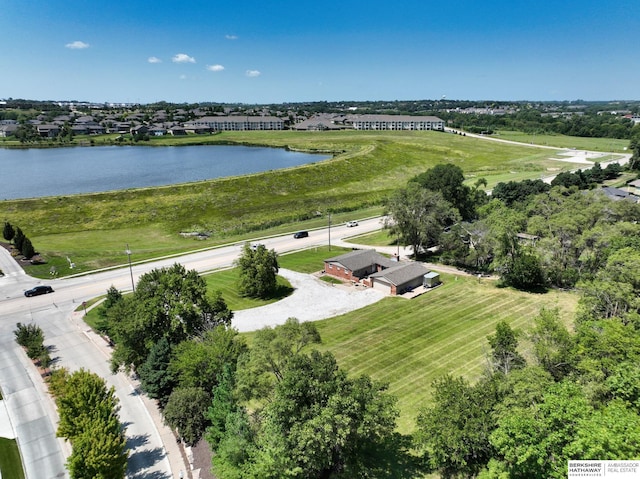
[293,231,309,239]
[24,286,54,297]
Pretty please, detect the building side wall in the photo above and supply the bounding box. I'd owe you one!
[324,262,356,281]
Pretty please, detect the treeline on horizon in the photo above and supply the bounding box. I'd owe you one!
[2,98,640,140]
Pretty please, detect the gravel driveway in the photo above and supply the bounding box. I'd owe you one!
[231,268,385,332]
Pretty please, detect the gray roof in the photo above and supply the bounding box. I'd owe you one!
[369,262,431,286]
[600,187,640,202]
[324,249,395,272]
[348,114,444,123]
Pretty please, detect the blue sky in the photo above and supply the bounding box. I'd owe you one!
[1,0,638,104]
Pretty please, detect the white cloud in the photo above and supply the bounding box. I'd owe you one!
[225,34,238,40]
[65,40,89,49]
[246,70,261,77]
[206,64,225,72]
[172,53,196,63]
[148,56,162,64]
[179,74,187,80]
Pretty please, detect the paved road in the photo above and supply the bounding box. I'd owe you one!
[0,217,385,479]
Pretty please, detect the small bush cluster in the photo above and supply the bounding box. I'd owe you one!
[14,322,51,368]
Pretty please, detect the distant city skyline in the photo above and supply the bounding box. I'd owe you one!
[1,1,638,104]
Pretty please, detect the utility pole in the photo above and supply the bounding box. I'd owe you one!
[125,244,135,292]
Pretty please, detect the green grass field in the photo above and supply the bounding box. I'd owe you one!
[313,275,578,434]
[1,130,583,277]
[494,130,630,152]
[203,268,294,311]
[0,437,25,479]
[232,246,578,434]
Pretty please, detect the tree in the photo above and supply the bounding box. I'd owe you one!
[236,318,321,401]
[491,179,550,207]
[566,400,640,460]
[577,247,640,323]
[411,163,476,220]
[13,226,25,251]
[385,182,460,257]
[487,321,525,375]
[502,252,546,291]
[163,386,211,445]
[211,408,255,479]
[52,369,128,479]
[251,350,398,478]
[55,369,121,441]
[15,122,39,143]
[205,364,239,448]
[2,221,15,242]
[415,374,501,478]
[14,322,46,360]
[21,236,35,259]
[137,337,176,407]
[528,307,574,380]
[235,243,279,299]
[107,263,233,372]
[629,135,640,171]
[490,381,592,479]
[168,325,247,394]
[66,416,128,479]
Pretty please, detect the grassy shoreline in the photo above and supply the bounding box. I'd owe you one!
[0,130,590,277]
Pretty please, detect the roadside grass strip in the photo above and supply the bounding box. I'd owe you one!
[0,437,25,479]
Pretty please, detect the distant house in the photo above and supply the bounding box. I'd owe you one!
[294,115,343,131]
[130,125,149,136]
[324,249,396,282]
[169,126,187,136]
[36,124,60,137]
[0,124,18,137]
[149,125,167,136]
[367,262,433,295]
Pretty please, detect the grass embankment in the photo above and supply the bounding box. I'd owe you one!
[1,130,582,277]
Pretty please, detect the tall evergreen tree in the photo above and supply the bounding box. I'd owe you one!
[2,221,15,242]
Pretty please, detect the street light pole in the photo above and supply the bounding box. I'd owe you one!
[328,212,331,251]
[125,244,135,292]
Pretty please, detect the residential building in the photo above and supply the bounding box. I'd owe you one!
[348,115,445,131]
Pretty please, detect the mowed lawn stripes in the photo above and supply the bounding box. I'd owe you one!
[314,275,578,433]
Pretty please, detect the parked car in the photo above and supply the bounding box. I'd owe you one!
[293,231,309,239]
[346,220,359,227]
[24,285,54,297]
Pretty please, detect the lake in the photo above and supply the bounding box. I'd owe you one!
[0,145,330,200]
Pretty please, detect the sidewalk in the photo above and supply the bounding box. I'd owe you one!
[0,399,16,439]
[73,312,190,479]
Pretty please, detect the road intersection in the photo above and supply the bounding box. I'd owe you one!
[0,217,385,479]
